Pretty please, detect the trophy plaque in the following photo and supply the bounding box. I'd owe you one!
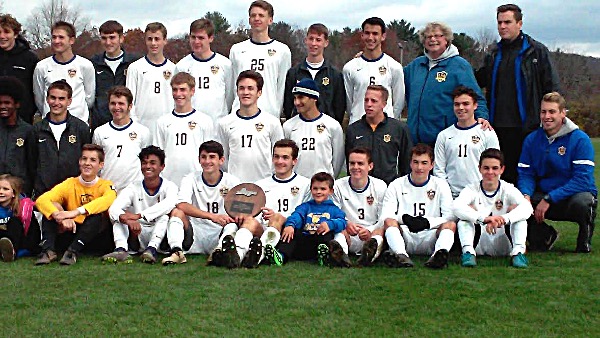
[224,183,266,217]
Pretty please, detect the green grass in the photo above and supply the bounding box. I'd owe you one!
[1,141,599,337]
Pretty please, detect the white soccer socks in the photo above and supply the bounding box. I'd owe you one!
[234,227,254,261]
[434,228,455,255]
[372,234,384,261]
[113,222,129,250]
[167,217,185,250]
[333,232,349,254]
[217,223,239,249]
[510,220,527,256]
[385,227,408,256]
[458,221,476,255]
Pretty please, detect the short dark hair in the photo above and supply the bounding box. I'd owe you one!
[190,18,215,37]
[249,0,274,17]
[107,86,133,106]
[311,172,334,189]
[139,145,166,166]
[479,148,505,167]
[52,21,76,38]
[145,22,167,39]
[0,14,22,35]
[82,143,105,162]
[0,76,26,102]
[497,4,523,21]
[307,23,329,40]
[199,140,224,158]
[451,85,478,102]
[273,139,299,160]
[411,143,434,163]
[348,147,372,163]
[362,17,386,33]
[48,80,73,98]
[366,85,389,102]
[99,20,123,35]
[236,70,264,91]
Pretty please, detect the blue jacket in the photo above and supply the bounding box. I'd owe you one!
[517,118,597,203]
[285,199,346,234]
[404,45,488,145]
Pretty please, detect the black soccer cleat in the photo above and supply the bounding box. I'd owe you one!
[357,238,378,267]
[424,249,449,269]
[206,248,224,267]
[383,250,414,268]
[221,235,240,269]
[241,237,263,269]
[328,240,352,268]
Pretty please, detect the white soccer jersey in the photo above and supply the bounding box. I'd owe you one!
[229,39,291,118]
[380,174,454,228]
[434,122,500,197]
[174,52,234,121]
[126,56,176,130]
[33,55,96,123]
[217,110,284,182]
[178,171,241,253]
[93,120,151,192]
[256,173,311,219]
[342,53,405,123]
[332,176,388,230]
[154,110,216,185]
[282,113,344,178]
[108,177,179,224]
[453,180,533,225]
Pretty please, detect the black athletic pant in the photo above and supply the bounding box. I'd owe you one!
[41,214,103,253]
[0,217,24,251]
[277,228,333,263]
[494,127,525,184]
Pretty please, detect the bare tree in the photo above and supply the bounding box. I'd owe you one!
[24,0,90,49]
[475,27,496,54]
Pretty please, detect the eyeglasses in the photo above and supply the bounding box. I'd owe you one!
[425,34,445,40]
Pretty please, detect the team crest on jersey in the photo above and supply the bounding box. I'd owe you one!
[129,132,137,140]
[435,71,448,83]
[80,193,93,204]
[163,70,172,80]
[495,200,504,210]
[15,138,24,147]
[378,66,387,75]
[255,123,264,132]
[268,49,276,56]
[427,189,436,200]
[219,186,229,196]
[68,69,77,78]
[471,135,481,144]
[291,186,300,196]
[316,123,326,133]
[558,146,566,156]
[383,134,391,143]
[366,195,374,205]
[322,77,330,86]
[68,135,77,144]
[211,65,220,74]
[188,121,197,130]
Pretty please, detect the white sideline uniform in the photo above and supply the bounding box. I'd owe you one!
[217,110,284,183]
[282,113,344,179]
[174,52,234,121]
[108,178,179,251]
[342,53,405,123]
[178,171,241,254]
[229,39,291,118]
[33,55,96,123]
[381,174,454,255]
[332,176,387,253]
[434,122,500,197]
[453,180,532,256]
[126,56,176,130]
[92,120,151,192]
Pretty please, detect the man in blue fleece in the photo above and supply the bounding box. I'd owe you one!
[518,92,597,253]
[277,172,349,267]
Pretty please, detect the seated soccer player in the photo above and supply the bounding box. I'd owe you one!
[381,144,456,269]
[102,145,182,265]
[331,147,387,267]
[454,148,533,268]
[276,172,347,266]
[35,144,117,265]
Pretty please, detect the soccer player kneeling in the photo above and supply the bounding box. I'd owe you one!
[102,146,183,265]
[453,148,533,268]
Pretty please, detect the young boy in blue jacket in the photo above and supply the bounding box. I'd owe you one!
[277,172,350,267]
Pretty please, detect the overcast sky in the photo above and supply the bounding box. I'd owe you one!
[4,0,600,57]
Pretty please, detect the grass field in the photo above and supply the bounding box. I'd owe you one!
[1,142,599,337]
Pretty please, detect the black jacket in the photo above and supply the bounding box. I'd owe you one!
[0,37,39,123]
[29,113,91,198]
[283,59,346,124]
[0,118,34,195]
[345,114,413,185]
[476,33,560,133]
[90,51,140,130]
